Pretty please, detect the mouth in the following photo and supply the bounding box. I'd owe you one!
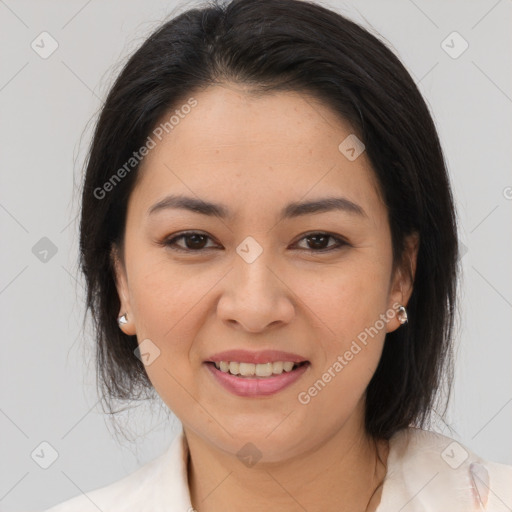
[203,360,311,397]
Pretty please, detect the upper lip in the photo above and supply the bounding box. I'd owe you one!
[206,349,308,364]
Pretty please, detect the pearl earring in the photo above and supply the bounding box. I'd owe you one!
[117,313,128,326]
[397,305,408,325]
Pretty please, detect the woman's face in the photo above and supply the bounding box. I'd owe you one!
[112,84,417,461]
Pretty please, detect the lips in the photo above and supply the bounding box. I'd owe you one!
[203,349,310,396]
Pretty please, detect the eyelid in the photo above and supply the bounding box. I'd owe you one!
[162,230,220,252]
[292,231,349,251]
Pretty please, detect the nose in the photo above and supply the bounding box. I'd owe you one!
[216,249,295,333]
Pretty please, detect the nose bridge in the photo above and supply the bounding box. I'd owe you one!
[217,235,294,331]
[233,235,279,301]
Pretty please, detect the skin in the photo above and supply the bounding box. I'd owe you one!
[112,83,419,512]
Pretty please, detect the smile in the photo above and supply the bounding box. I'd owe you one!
[204,361,310,397]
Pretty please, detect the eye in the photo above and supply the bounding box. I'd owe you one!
[163,231,219,252]
[293,232,348,252]
[161,231,348,253]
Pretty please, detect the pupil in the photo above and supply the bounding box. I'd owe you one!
[187,234,206,249]
[308,235,328,249]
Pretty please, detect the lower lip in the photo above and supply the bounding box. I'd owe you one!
[204,362,310,397]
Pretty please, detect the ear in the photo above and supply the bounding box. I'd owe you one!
[386,232,419,333]
[110,244,136,336]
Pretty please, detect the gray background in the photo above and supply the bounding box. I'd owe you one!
[1,0,511,510]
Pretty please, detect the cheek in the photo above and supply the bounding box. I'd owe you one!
[126,255,226,385]
[127,261,205,414]
[128,253,212,338]
[293,255,391,398]
[283,274,389,451]
[299,254,391,344]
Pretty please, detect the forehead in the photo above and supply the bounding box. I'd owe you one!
[129,84,385,223]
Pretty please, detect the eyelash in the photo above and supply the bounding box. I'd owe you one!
[161,231,349,254]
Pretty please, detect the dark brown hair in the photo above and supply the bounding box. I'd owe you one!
[79,0,458,440]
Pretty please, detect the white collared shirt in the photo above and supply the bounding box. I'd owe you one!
[42,425,512,511]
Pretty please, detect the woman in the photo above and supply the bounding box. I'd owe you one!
[43,0,512,510]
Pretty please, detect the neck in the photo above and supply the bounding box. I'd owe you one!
[184,415,389,512]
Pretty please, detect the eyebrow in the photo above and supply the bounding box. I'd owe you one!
[147,194,367,220]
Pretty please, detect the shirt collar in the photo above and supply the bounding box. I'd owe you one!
[160,424,486,512]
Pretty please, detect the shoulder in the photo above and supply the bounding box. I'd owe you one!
[379,427,512,512]
[41,428,192,512]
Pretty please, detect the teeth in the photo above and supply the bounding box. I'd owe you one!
[283,361,294,372]
[255,362,273,377]
[272,361,284,374]
[213,360,302,377]
[239,362,255,376]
